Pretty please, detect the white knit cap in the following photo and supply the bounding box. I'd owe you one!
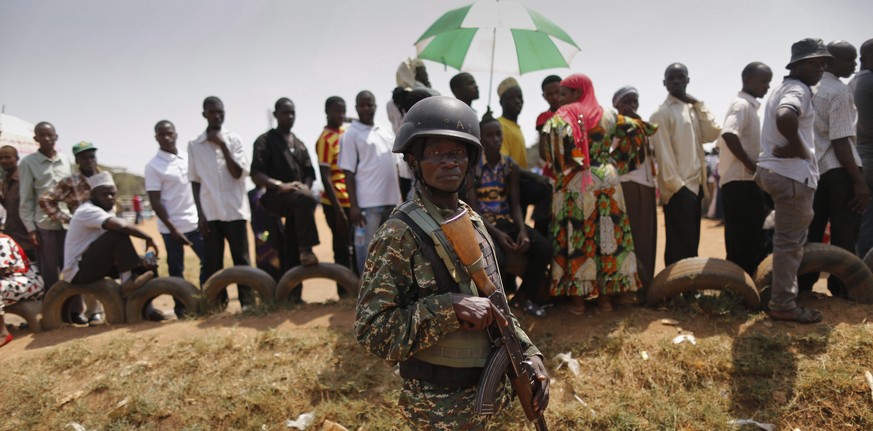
[86,171,115,189]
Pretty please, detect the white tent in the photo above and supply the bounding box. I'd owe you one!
[0,113,38,157]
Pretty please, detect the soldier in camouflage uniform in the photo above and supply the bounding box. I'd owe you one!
[354,96,549,430]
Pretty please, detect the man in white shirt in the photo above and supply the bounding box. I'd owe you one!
[650,63,722,266]
[719,62,773,277]
[856,39,873,258]
[799,41,871,296]
[145,120,204,286]
[339,91,402,274]
[757,38,831,323]
[450,73,480,109]
[188,96,253,302]
[62,172,156,297]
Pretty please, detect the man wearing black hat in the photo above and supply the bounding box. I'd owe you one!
[799,41,871,296]
[756,38,831,323]
[854,39,873,259]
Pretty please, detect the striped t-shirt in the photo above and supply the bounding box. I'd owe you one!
[315,126,350,207]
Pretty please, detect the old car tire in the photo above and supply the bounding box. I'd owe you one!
[755,243,873,304]
[863,247,873,273]
[4,300,43,332]
[125,277,200,323]
[646,257,760,310]
[202,266,276,311]
[41,279,125,330]
[275,263,360,304]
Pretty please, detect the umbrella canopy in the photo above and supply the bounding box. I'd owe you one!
[415,0,580,76]
[0,113,38,157]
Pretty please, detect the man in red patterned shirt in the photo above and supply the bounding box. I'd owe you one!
[316,96,353,288]
[39,141,100,224]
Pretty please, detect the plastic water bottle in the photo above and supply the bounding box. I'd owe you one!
[354,226,367,247]
[144,250,157,266]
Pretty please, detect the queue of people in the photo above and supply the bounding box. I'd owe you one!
[2,37,872,351]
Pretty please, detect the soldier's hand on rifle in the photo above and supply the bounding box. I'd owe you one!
[527,355,550,414]
[451,293,508,331]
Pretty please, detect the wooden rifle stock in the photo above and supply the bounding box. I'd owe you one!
[441,208,548,431]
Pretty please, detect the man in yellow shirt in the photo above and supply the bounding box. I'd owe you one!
[496,77,527,168]
[495,78,552,237]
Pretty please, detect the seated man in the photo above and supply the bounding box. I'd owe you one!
[467,112,553,316]
[61,172,158,322]
[0,233,44,348]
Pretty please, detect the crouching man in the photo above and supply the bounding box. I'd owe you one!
[62,172,157,303]
[354,96,549,430]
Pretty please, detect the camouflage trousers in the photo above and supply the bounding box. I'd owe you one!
[399,378,511,431]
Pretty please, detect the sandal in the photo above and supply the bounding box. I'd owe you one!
[518,299,546,317]
[299,249,319,266]
[597,296,613,313]
[766,306,822,324]
[561,303,586,315]
[0,333,12,348]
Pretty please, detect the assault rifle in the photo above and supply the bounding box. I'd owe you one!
[441,208,548,431]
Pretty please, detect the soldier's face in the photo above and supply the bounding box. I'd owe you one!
[419,138,469,192]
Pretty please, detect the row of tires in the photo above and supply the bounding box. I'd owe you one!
[645,243,873,309]
[7,244,871,331]
[5,263,360,333]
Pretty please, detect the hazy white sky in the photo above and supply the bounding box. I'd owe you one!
[1,0,870,177]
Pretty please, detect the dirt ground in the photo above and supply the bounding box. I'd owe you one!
[5,202,872,431]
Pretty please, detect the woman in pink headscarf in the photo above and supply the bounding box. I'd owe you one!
[540,74,657,314]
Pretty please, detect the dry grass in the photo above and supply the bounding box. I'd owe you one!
[2,265,873,430]
[4,305,873,430]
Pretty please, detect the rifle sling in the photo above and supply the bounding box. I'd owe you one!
[392,211,459,296]
[393,211,485,388]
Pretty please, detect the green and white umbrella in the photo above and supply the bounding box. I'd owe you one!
[415,0,580,104]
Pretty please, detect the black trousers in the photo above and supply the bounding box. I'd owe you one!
[322,204,353,297]
[322,204,352,270]
[722,181,768,277]
[621,182,657,288]
[518,169,552,237]
[203,220,254,305]
[663,186,703,267]
[260,188,321,252]
[72,231,142,283]
[799,168,861,295]
[492,218,553,300]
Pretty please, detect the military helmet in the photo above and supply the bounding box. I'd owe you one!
[392,96,482,155]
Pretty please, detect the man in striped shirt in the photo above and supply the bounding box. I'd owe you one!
[800,40,871,296]
[316,96,353,288]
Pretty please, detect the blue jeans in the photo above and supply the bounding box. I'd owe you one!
[355,205,394,274]
[857,144,873,258]
[161,229,206,286]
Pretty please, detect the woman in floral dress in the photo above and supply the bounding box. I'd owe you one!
[0,233,44,347]
[541,74,657,314]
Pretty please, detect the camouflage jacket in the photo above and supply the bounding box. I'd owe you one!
[354,191,541,363]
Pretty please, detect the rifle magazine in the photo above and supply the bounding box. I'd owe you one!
[474,347,510,415]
